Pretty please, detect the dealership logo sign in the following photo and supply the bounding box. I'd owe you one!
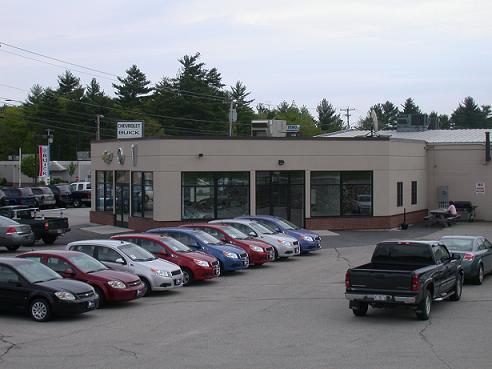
[117,121,144,139]
[116,148,125,165]
[38,145,50,179]
[102,150,113,164]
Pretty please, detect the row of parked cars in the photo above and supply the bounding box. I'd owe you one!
[0,181,91,209]
[0,215,322,322]
[345,235,492,320]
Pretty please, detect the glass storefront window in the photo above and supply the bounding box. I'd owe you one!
[96,171,113,212]
[182,172,249,220]
[311,171,372,216]
[132,172,153,218]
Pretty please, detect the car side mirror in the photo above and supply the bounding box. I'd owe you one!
[249,231,258,237]
[63,268,75,277]
[115,258,125,264]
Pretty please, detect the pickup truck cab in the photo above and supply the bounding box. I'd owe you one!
[345,240,464,320]
[146,227,249,272]
[0,206,70,245]
[70,182,91,207]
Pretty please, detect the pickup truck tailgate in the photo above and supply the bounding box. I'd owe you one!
[350,269,412,291]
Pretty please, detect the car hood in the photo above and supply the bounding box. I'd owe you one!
[206,243,246,255]
[177,251,218,263]
[91,269,141,283]
[140,258,181,272]
[239,239,271,249]
[286,229,320,238]
[37,278,93,294]
[261,233,298,243]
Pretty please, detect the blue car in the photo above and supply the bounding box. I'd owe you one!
[146,227,249,272]
[237,215,322,253]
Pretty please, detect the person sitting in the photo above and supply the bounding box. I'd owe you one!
[447,201,458,216]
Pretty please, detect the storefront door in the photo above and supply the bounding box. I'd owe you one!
[115,171,130,227]
[256,171,305,227]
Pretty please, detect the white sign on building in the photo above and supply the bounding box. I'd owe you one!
[475,182,486,195]
[117,121,144,139]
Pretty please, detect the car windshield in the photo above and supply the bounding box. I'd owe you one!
[272,218,299,230]
[193,230,223,245]
[0,215,19,226]
[249,221,275,235]
[16,261,62,283]
[41,187,53,194]
[57,185,72,192]
[67,253,108,273]
[20,188,34,196]
[2,188,20,197]
[118,243,155,262]
[162,237,192,252]
[440,238,474,252]
[32,188,43,195]
[222,226,248,240]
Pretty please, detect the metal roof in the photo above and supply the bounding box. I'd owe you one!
[318,129,491,144]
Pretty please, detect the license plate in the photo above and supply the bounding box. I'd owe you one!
[88,300,96,309]
[374,295,388,301]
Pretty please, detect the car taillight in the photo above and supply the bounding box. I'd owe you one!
[345,270,351,289]
[44,221,49,231]
[411,274,420,292]
[5,227,17,234]
[463,253,475,261]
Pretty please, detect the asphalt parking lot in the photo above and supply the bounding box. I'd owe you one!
[1,210,492,369]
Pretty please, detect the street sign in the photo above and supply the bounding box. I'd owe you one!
[117,121,144,139]
[286,125,300,132]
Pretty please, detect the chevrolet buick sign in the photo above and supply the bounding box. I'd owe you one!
[117,121,144,139]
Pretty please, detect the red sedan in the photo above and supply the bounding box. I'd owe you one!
[111,233,220,286]
[181,224,275,266]
[17,250,145,304]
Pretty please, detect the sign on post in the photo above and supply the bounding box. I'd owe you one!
[117,121,144,139]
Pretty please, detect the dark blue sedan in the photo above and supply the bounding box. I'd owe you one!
[237,215,322,253]
[146,227,249,272]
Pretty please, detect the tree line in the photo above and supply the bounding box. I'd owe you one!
[0,52,490,160]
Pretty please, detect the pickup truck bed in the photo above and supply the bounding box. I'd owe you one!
[345,241,464,320]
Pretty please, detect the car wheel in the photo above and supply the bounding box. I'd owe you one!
[93,286,105,307]
[273,248,279,261]
[474,264,484,285]
[6,245,20,251]
[182,268,193,286]
[42,235,57,245]
[450,274,463,301]
[416,290,432,321]
[30,298,51,322]
[73,199,81,208]
[352,302,368,317]
[141,278,152,296]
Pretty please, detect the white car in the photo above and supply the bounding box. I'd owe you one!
[209,219,300,259]
[66,239,183,295]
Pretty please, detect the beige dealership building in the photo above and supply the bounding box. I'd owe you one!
[90,129,491,231]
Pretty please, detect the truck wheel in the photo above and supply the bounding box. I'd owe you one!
[42,235,57,245]
[30,298,51,322]
[450,274,463,301]
[73,199,81,208]
[474,264,484,285]
[416,290,432,321]
[182,268,193,286]
[6,245,20,251]
[352,303,368,317]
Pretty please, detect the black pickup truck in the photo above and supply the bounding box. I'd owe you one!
[345,240,464,320]
[0,205,70,245]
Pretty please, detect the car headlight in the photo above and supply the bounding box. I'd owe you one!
[107,280,126,289]
[223,251,239,259]
[251,246,264,252]
[54,291,76,301]
[277,240,291,246]
[302,236,314,242]
[151,267,171,277]
[194,259,210,267]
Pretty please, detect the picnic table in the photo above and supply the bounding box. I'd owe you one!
[424,208,460,227]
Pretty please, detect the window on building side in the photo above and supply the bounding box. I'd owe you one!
[397,182,403,207]
[182,172,249,220]
[411,181,417,205]
[96,171,113,212]
[132,172,153,218]
[311,171,372,216]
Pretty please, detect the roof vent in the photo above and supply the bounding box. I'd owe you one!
[397,114,428,132]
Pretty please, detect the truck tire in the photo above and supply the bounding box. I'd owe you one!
[73,199,81,208]
[6,245,20,251]
[42,235,57,245]
[352,302,368,317]
[416,290,432,321]
[449,274,463,301]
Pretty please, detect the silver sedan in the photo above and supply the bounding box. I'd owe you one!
[0,215,35,251]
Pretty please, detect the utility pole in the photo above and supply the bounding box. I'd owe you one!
[341,106,356,129]
[228,100,237,137]
[96,114,104,140]
[45,129,54,184]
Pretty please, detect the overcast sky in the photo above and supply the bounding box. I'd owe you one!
[2,0,491,120]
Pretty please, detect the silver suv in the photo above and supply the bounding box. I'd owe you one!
[66,240,183,295]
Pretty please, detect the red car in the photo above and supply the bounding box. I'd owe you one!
[181,224,275,266]
[17,250,145,304]
[111,233,220,286]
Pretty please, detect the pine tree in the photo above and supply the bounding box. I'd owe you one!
[316,99,343,132]
[402,98,422,115]
[451,96,491,128]
[57,70,84,97]
[113,65,152,106]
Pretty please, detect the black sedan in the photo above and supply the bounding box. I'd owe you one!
[0,258,98,321]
